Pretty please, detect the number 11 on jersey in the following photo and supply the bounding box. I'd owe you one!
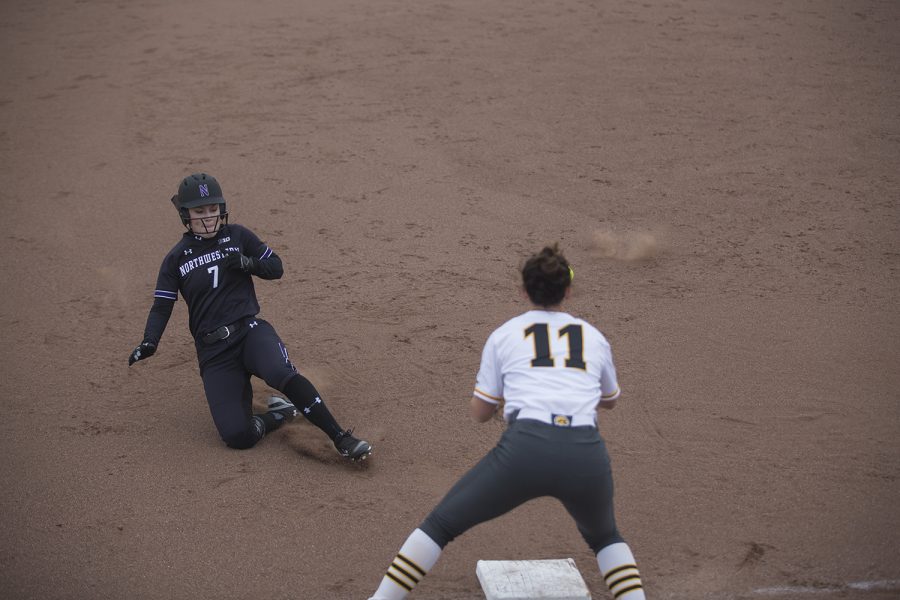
[524,323,586,370]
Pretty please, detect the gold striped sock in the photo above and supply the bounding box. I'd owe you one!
[384,553,426,592]
[396,553,426,578]
[604,563,643,598]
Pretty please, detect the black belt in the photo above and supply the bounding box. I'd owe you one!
[509,408,597,428]
[202,321,242,344]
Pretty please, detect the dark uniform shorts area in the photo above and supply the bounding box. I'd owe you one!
[420,418,624,554]
[197,317,299,447]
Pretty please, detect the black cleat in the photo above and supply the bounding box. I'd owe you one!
[334,429,372,461]
[267,396,298,423]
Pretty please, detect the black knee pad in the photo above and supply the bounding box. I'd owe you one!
[222,417,264,449]
[223,431,257,449]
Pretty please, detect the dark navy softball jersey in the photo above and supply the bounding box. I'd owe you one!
[142,224,282,347]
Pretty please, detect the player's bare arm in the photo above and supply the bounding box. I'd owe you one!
[470,396,498,422]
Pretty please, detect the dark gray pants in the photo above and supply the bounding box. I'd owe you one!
[420,418,624,554]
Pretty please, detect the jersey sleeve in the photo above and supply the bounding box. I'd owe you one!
[473,330,504,404]
[236,225,283,280]
[143,254,180,344]
[153,253,179,302]
[233,225,276,262]
[599,339,621,401]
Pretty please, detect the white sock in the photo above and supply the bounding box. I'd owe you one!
[597,542,646,599]
[368,528,443,600]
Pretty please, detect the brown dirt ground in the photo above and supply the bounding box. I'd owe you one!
[1,1,898,599]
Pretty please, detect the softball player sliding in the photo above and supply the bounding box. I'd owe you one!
[369,244,646,599]
[128,173,371,461]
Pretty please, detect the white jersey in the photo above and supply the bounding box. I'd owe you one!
[473,310,621,422]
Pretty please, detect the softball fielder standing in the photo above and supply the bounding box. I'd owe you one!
[128,173,372,461]
[369,244,646,599]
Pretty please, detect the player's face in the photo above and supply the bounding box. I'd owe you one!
[188,204,223,238]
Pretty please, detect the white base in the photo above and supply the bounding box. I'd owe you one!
[476,558,592,600]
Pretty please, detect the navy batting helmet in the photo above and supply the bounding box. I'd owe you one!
[171,173,228,226]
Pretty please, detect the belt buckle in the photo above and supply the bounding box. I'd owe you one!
[221,325,231,340]
[551,414,572,427]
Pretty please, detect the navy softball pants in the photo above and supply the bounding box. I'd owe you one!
[197,318,298,449]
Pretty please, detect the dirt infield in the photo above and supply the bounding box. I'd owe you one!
[1,1,898,598]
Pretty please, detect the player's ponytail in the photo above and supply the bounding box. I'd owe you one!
[522,243,572,307]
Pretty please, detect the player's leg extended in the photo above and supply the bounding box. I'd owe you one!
[368,528,441,600]
[369,430,534,599]
[558,431,646,599]
[242,320,371,458]
[242,319,343,436]
[201,351,277,449]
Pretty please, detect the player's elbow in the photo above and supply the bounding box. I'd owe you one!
[259,256,284,279]
[257,264,283,280]
[472,410,494,423]
[470,396,498,422]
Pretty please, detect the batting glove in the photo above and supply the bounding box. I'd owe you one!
[222,251,258,273]
[128,341,157,366]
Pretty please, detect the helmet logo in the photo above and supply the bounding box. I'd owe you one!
[199,184,209,197]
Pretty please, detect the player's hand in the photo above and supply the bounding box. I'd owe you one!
[222,251,257,273]
[128,341,157,366]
